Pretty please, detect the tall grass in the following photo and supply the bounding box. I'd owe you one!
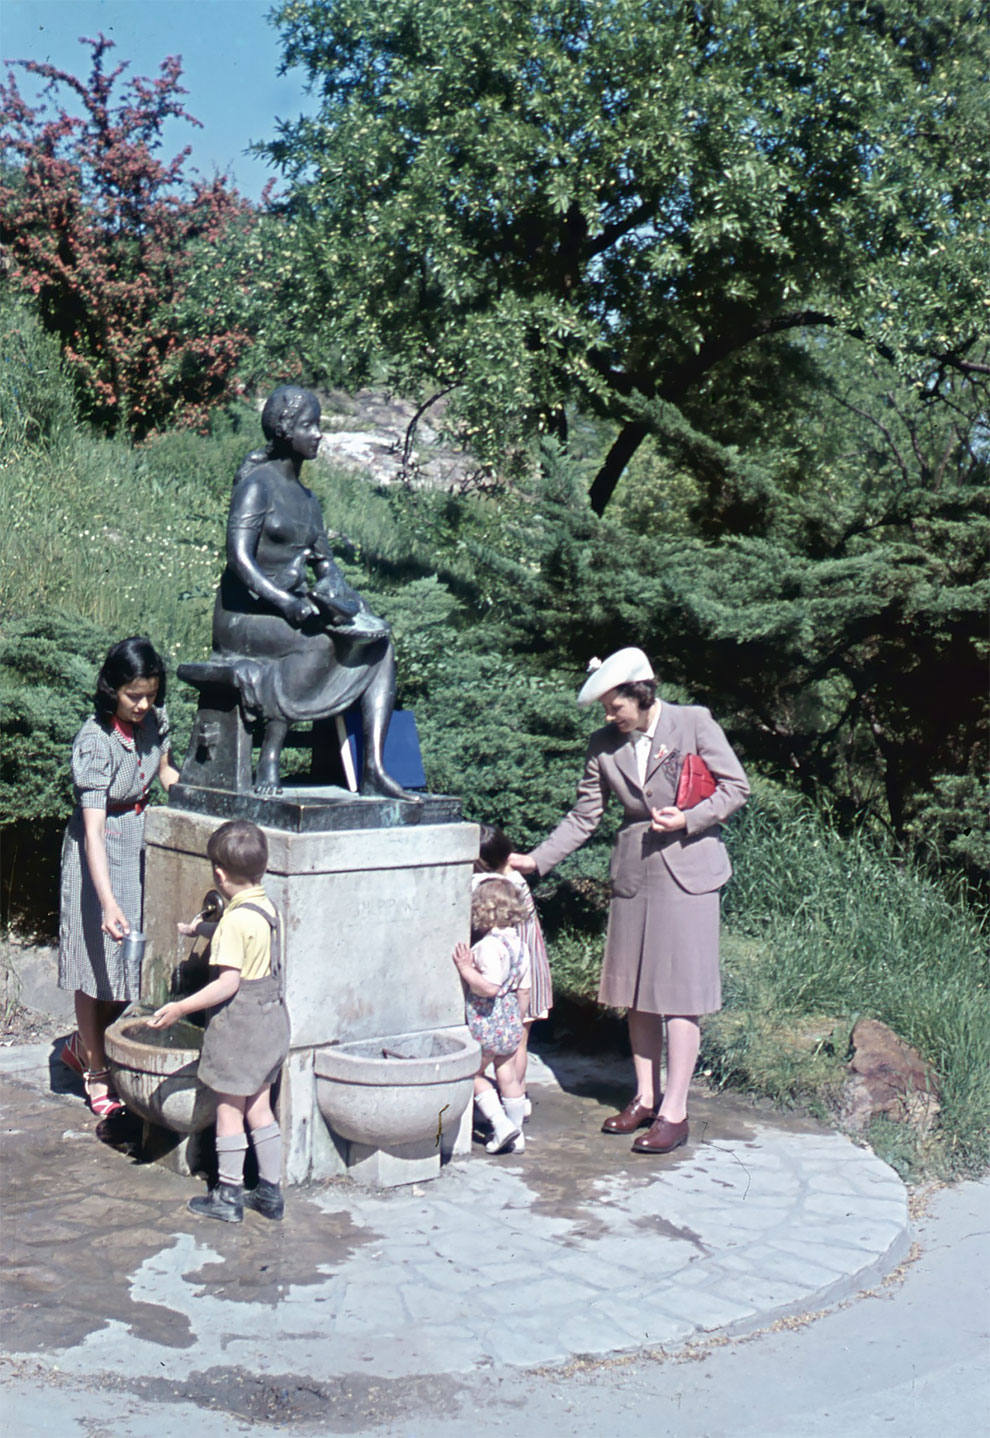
[717,785,989,1176]
[1,435,221,661]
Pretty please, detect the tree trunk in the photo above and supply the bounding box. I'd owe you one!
[588,421,649,516]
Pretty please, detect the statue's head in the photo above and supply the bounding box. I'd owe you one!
[261,386,321,446]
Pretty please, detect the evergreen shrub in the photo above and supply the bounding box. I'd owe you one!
[0,612,114,823]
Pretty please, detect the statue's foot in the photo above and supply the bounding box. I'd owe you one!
[360,769,422,803]
[254,761,283,797]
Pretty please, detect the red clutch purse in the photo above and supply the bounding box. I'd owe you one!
[676,754,717,808]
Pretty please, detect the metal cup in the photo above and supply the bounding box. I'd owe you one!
[120,930,147,965]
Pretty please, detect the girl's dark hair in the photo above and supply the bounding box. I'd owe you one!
[613,679,656,712]
[470,878,528,941]
[94,636,167,726]
[207,820,269,883]
[474,823,513,875]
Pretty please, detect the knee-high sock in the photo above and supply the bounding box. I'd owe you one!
[475,1088,515,1140]
[216,1132,248,1187]
[250,1121,282,1185]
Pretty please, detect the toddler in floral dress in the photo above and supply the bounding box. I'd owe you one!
[453,879,531,1154]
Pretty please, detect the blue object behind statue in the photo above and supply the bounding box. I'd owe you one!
[345,709,426,790]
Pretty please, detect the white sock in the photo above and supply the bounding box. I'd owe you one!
[475,1089,519,1151]
[503,1096,526,1152]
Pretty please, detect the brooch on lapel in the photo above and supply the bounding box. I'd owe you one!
[652,743,670,762]
[656,747,683,782]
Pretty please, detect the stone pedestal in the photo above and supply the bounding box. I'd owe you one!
[141,801,479,1184]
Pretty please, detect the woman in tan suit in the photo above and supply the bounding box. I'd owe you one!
[511,648,749,1154]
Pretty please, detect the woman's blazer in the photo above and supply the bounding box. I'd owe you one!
[530,703,750,897]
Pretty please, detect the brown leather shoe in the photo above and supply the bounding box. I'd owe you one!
[631,1115,689,1154]
[601,1099,658,1134]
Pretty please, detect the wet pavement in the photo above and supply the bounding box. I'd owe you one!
[0,1037,911,1427]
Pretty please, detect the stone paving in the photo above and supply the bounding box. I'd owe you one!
[0,1039,910,1390]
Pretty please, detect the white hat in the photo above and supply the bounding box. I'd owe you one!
[577,647,655,705]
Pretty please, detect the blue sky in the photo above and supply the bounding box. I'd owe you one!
[2,0,317,199]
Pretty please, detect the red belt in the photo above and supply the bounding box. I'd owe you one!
[107,795,149,815]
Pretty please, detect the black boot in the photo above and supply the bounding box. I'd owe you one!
[243,1178,284,1221]
[188,1182,244,1223]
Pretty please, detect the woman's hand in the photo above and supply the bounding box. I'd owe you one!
[101,900,130,940]
[650,805,687,833]
[508,852,537,874]
[159,751,181,792]
[146,1002,184,1029]
[177,920,200,937]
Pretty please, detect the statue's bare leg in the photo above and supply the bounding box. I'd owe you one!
[359,646,420,801]
[255,719,288,796]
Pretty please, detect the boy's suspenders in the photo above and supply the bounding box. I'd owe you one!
[237,902,283,989]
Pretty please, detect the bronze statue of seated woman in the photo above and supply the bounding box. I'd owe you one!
[201,384,413,799]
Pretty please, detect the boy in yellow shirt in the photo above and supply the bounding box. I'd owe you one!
[148,820,290,1222]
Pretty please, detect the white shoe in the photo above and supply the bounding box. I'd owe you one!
[507,1132,526,1153]
[486,1124,521,1155]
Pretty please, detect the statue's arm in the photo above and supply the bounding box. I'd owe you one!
[227,475,317,622]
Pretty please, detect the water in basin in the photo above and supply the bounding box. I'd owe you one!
[118,1017,204,1051]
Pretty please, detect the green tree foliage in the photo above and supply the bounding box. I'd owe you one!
[0,35,261,438]
[264,0,989,505]
[374,575,604,851]
[319,421,986,879]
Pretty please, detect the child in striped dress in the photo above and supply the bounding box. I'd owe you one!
[472,825,553,1120]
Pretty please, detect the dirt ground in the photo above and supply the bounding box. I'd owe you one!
[2,936,66,1041]
[1,1000,65,1046]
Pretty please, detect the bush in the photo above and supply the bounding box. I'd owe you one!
[1,36,259,438]
[0,612,114,824]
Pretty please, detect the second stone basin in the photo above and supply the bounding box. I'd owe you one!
[314,1027,480,1153]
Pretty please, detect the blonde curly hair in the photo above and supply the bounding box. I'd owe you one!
[470,877,528,940]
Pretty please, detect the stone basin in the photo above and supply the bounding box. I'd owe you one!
[105,1007,216,1134]
[314,1028,480,1186]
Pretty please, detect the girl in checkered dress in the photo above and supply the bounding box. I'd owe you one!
[58,638,179,1118]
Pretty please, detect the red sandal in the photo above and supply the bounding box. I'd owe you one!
[84,1069,126,1119]
[61,1031,86,1077]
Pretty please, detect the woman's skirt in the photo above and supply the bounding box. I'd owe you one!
[598,859,722,1016]
[58,809,145,1001]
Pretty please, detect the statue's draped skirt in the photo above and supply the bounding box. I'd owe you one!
[213,573,392,725]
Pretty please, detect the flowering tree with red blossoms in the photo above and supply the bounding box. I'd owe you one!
[0,34,259,438]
